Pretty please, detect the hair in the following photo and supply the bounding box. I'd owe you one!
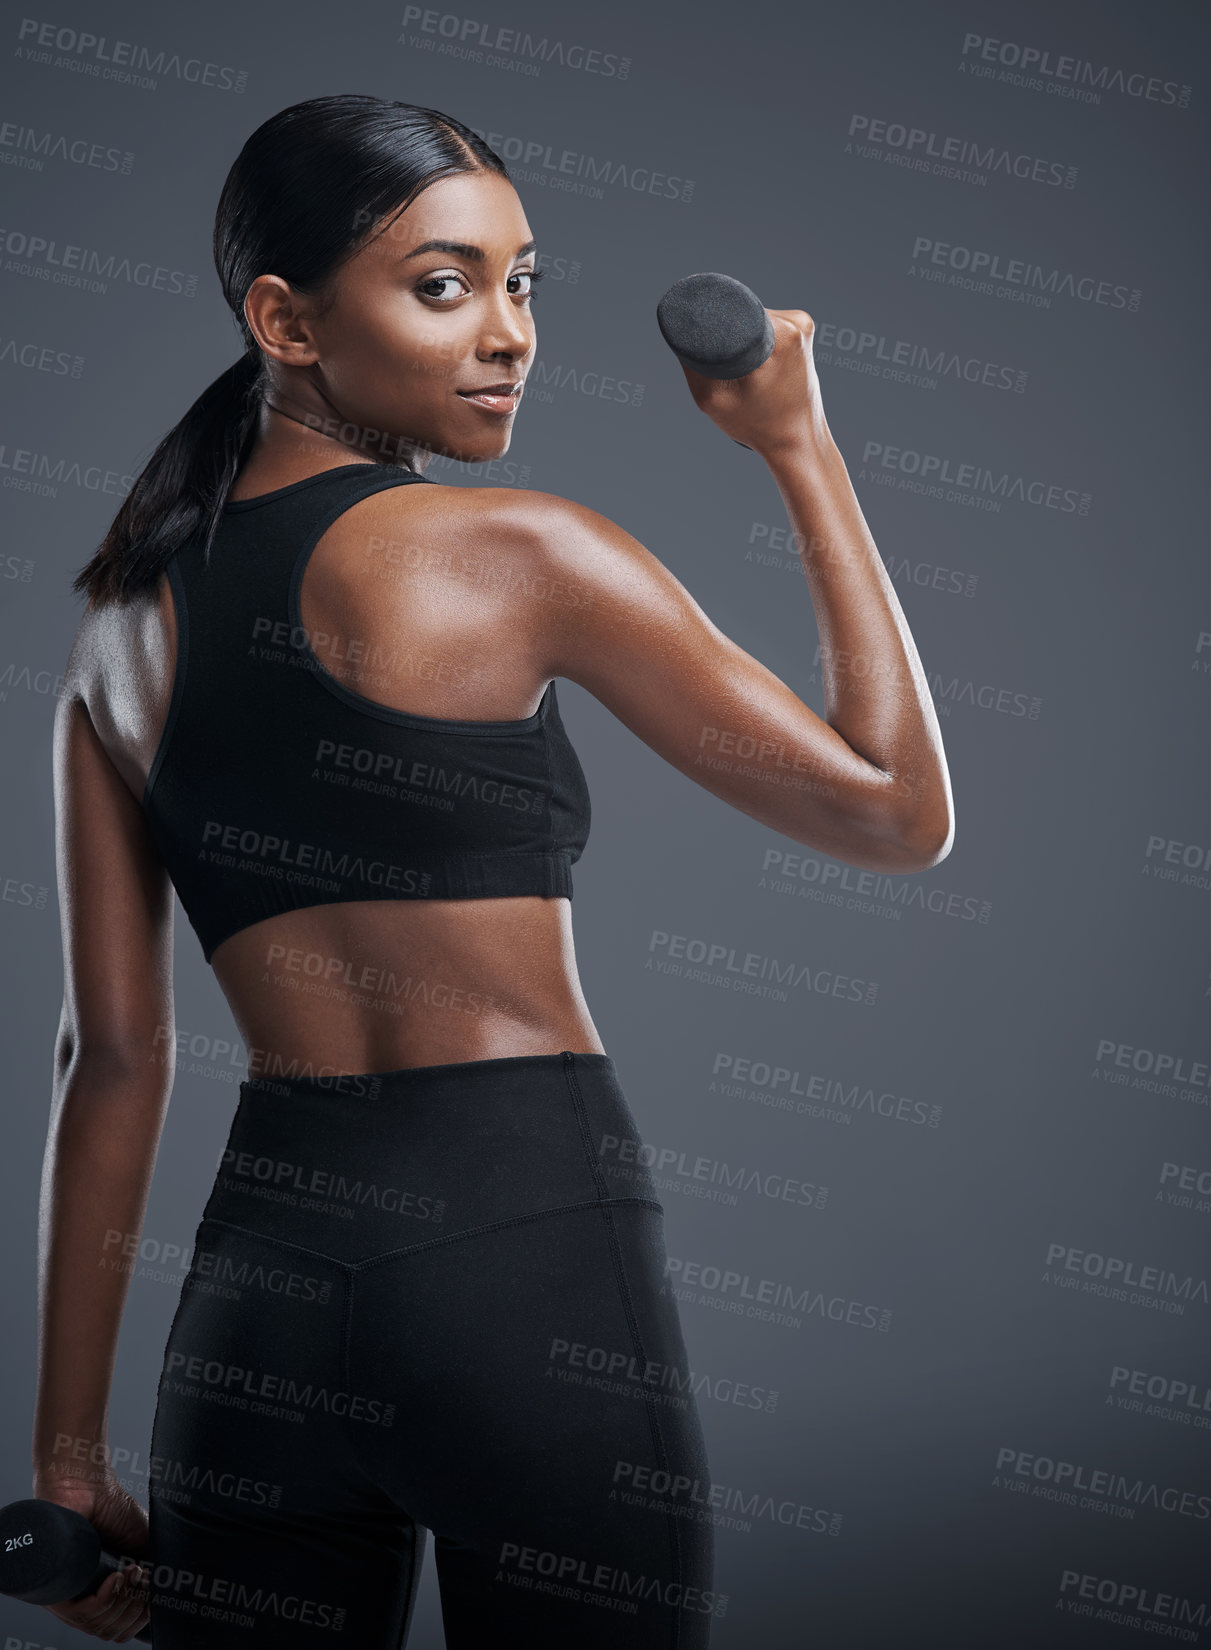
[73,93,509,608]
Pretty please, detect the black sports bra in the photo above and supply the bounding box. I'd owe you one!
[142,462,592,963]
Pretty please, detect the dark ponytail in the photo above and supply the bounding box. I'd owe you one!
[74,94,508,609]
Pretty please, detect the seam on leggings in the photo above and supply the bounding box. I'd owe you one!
[339,1267,355,1406]
[200,1198,664,1273]
[352,1195,663,1273]
[201,1217,359,1270]
[562,1051,683,1648]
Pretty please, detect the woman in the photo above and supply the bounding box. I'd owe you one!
[33,94,953,1646]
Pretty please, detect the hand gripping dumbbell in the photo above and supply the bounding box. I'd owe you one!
[0,1497,152,1644]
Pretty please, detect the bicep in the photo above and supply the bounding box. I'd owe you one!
[53,689,174,1066]
[528,496,915,866]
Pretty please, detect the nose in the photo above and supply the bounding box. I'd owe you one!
[477,285,533,362]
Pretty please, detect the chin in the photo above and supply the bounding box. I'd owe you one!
[440,431,514,466]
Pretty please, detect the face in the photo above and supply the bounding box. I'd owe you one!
[247,168,538,466]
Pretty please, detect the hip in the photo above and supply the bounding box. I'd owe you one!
[197,1049,662,1268]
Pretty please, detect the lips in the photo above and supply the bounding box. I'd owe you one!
[457,382,523,413]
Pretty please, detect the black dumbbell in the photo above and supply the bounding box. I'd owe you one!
[656,272,778,450]
[656,271,776,382]
[0,1498,151,1643]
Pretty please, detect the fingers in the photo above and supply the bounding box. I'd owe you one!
[767,308,816,342]
[96,1564,152,1642]
[46,1563,151,1642]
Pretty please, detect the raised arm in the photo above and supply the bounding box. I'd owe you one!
[31,625,170,1638]
[520,311,954,873]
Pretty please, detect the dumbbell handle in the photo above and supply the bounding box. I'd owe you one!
[78,1549,153,1644]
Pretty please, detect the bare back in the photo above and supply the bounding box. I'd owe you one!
[75,468,604,1077]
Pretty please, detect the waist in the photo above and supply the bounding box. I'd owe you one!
[199,1050,662,1266]
[212,894,601,1074]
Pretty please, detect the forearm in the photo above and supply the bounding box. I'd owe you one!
[765,429,953,858]
[33,1049,171,1488]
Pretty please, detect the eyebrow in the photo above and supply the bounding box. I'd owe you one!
[398,238,537,263]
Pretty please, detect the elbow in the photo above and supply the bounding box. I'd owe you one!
[842,786,954,874]
[897,798,955,873]
[55,1028,171,1095]
[889,760,955,872]
[902,826,954,873]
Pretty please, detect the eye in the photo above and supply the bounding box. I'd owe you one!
[416,273,467,303]
[508,266,547,299]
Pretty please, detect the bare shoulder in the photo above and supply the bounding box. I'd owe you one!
[449,483,640,561]
[431,483,676,609]
[58,595,101,713]
[354,481,652,635]
[56,577,175,800]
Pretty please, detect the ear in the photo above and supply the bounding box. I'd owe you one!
[243,273,322,367]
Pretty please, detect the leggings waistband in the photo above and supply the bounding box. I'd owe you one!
[199,1050,660,1266]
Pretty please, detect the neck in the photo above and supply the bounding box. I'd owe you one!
[256,390,432,477]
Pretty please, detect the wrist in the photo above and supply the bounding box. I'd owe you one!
[33,1434,113,1483]
[761,424,841,478]
[762,412,838,478]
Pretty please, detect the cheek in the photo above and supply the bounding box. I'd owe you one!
[356,299,470,389]
[325,312,462,418]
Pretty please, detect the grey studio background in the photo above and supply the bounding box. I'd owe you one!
[2,0,1209,1645]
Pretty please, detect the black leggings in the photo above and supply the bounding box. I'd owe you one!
[146,1052,717,1646]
